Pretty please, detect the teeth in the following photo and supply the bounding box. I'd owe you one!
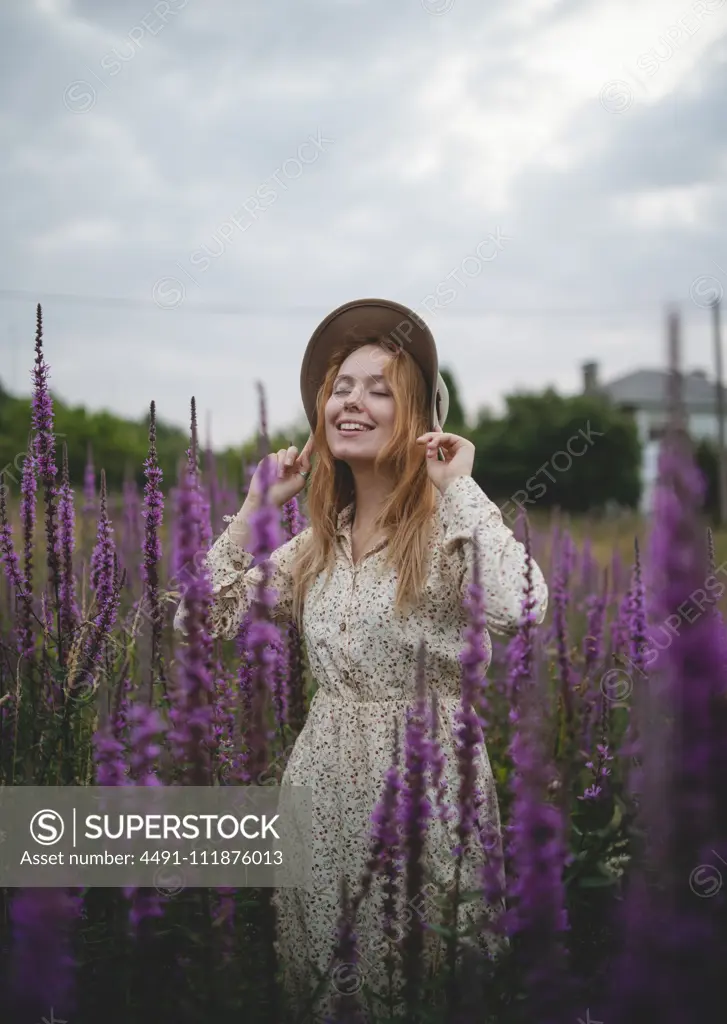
[338,423,372,431]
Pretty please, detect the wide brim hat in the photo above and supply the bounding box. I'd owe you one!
[300,298,449,433]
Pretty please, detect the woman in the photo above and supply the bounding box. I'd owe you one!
[174,298,548,1019]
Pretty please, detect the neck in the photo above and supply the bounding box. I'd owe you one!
[349,465,395,529]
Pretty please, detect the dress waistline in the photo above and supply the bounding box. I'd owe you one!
[314,689,462,706]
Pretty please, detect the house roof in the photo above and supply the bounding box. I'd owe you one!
[601,368,717,412]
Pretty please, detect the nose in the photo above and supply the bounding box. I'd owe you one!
[343,384,364,409]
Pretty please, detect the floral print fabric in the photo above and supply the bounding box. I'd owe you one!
[174,474,548,1019]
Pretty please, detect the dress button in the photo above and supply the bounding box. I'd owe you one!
[340,621,346,632]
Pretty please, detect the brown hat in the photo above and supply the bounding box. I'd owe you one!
[300,298,449,432]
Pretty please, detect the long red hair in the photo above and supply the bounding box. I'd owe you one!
[290,334,438,625]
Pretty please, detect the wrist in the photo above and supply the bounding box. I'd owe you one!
[243,492,261,512]
[437,472,471,495]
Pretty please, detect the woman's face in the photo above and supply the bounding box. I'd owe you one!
[324,344,396,465]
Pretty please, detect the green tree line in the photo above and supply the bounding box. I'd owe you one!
[0,370,642,513]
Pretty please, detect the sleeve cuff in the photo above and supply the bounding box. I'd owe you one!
[440,474,500,526]
[205,529,254,591]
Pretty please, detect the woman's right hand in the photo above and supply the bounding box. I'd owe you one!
[248,435,314,508]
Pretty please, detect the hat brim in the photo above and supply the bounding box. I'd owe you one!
[300,298,447,432]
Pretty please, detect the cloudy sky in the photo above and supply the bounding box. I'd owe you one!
[1,0,726,447]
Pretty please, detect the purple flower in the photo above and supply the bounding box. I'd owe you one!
[18,434,37,658]
[233,613,254,784]
[31,305,62,633]
[93,723,128,787]
[328,876,367,1023]
[58,442,79,642]
[607,383,727,1023]
[369,722,403,919]
[212,665,236,780]
[551,531,575,730]
[628,539,648,678]
[82,442,96,514]
[426,693,453,825]
[75,552,123,696]
[141,401,164,700]
[506,655,570,1021]
[8,887,81,1018]
[169,398,215,785]
[506,518,538,720]
[0,474,31,658]
[90,470,116,615]
[454,533,488,858]
[578,743,613,801]
[400,640,431,1015]
[122,703,168,930]
[582,570,607,679]
[243,385,285,785]
[127,702,166,785]
[282,493,305,539]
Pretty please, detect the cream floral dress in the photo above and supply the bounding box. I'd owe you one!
[174,475,548,1020]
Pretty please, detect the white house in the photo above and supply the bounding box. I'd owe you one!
[581,362,720,513]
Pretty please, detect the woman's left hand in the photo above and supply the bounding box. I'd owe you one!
[416,431,475,493]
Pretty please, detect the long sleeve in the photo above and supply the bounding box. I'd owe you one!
[438,474,548,636]
[173,524,312,640]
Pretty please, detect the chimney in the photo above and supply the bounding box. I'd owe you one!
[582,361,599,394]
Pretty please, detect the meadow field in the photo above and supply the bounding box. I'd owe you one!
[1,311,726,1024]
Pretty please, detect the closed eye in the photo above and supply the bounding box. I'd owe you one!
[333,387,391,397]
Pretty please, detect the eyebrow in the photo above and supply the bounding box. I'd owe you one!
[333,373,388,385]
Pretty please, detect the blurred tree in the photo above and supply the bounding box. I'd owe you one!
[470,388,642,514]
[0,376,642,514]
[695,439,719,522]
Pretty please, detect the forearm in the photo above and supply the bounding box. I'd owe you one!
[439,475,549,633]
[226,495,261,553]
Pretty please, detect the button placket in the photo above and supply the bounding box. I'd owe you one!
[342,558,359,684]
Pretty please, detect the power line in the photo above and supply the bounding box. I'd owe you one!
[0,287,705,319]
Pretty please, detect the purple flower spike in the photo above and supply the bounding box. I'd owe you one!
[0,474,31,660]
[169,397,215,786]
[455,533,489,858]
[31,304,63,657]
[141,401,165,700]
[8,887,81,1018]
[399,640,431,1017]
[58,442,79,643]
[90,470,116,615]
[607,363,727,1024]
[18,433,37,658]
[244,384,285,785]
[82,442,96,514]
[506,674,571,1023]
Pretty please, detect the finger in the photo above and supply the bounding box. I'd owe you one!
[422,434,454,448]
[284,445,298,468]
[300,433,315,470]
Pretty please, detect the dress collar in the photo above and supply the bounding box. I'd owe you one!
[334,501,389,563]
[335,502,355,534]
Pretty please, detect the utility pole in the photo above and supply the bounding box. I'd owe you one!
[667,306,684,431]
[713,296,727,525]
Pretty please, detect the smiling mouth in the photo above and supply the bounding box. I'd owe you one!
[336,424,375,433]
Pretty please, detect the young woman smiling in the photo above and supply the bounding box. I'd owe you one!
[175,298,548,1020]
